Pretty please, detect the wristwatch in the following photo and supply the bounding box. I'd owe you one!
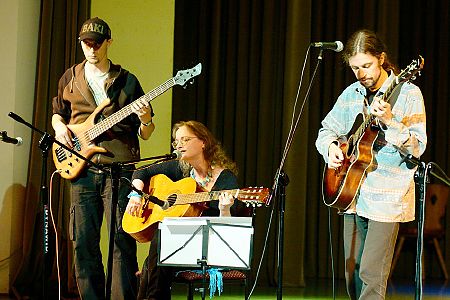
[141,119,153,126]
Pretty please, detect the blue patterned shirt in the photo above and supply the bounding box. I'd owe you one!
[316,73,427,222]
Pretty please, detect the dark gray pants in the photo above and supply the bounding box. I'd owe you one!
[343,214,399,300]
[70,169,138,300]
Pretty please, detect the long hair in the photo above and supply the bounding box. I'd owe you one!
[172,120,238,176]
[342,29,399,74]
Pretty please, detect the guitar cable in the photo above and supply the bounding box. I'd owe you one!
[245,198,276,300]
[50,171,140,299]
[49,169,63,300]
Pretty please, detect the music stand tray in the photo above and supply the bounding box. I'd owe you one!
[157,217,253,270]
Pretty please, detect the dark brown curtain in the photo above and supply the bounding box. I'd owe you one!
[172,0,300,286]
[11,0,89,298]
[14,0,450,296]
[173,0,450,287]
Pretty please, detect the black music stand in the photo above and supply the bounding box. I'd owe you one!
[158,217,254,299]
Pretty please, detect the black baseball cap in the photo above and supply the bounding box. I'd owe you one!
[79,17,111,43]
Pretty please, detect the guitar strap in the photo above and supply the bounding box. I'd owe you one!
[386,82,404,108]
[362,82,404,121]
[362,89,378,120]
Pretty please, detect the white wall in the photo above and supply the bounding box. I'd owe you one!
[0,0,40,293]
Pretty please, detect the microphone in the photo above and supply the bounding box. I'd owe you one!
[131,188,171,210]
[146,195,170,210]
[171,149,182,159]
[311,41,344,52]
[0,131,23,146]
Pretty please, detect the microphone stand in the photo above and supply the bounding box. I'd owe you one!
[103,153,177,300]
[267,48,323,299]
[271,169,289,300]
[411,157,427,300]
[7,112,106,299]
[9,111,178,299]
[39,132,53,299]
[400,154,450,300]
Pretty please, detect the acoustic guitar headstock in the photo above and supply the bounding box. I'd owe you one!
[237,187,270,207]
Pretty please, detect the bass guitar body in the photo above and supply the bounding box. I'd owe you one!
[322,117,379,212]
[52,100,110,179]
[122,174,204,243]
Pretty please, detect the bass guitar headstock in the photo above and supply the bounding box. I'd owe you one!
[173,63,202,87]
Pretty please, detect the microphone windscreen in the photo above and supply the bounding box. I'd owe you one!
[335,41,344,52]
[172,150,182,159]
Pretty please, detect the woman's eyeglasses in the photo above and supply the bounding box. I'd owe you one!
[171,136,197,148]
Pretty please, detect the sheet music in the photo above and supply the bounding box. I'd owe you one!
[158,217,253,268]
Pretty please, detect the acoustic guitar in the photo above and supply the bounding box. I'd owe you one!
[122,174,270,243]
[52,63,202,180]
[322,57,424,212]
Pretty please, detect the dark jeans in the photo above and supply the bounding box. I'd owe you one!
[343,214,399,300]
[70,168,138,300]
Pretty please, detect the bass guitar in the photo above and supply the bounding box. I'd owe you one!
[53,63,202,179]
[322,57,424,212]
[122,174,269,243]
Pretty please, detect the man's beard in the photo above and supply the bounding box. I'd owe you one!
[360,76,379,90]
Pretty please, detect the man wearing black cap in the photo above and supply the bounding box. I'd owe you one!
[52,17,155,299]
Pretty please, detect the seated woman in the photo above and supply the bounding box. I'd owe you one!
[125,120,241,300]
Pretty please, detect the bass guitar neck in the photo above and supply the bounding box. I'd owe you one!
[53,63,202,179]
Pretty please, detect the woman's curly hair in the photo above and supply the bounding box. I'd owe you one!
[172,120,238,177]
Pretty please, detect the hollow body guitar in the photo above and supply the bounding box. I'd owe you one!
[322,57,424,212]
[52,63,202,180]
[122,174,270,243]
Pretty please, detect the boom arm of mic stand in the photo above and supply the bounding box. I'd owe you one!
[117,152,181,192]
[118,153,182,207]
[8,112,107,173]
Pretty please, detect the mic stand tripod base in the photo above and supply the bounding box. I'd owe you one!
[39,133,54,299]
